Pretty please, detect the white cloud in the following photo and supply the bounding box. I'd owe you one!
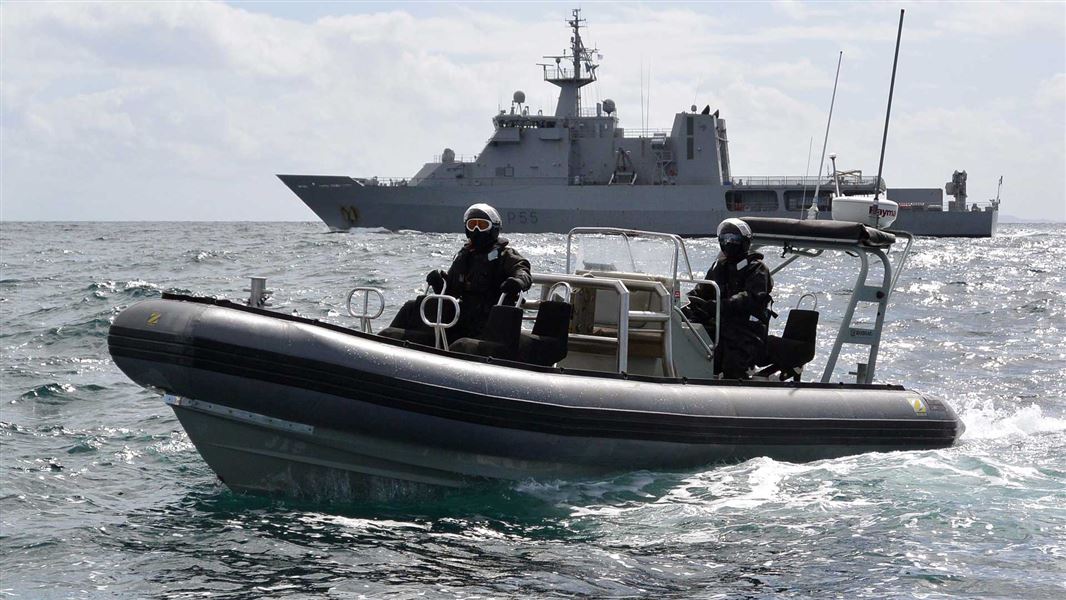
[929,1,1065,37]
[1,1,1063,221]
[1035,73,1066,108]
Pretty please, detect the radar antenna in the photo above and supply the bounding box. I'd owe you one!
[539,8,600,118]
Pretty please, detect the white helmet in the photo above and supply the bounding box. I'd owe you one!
[717,218,752,258]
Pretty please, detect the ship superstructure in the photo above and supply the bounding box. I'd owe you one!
[279,9,997,237]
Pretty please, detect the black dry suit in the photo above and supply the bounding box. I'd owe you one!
[442,237,532,339]
[687,251,774,378]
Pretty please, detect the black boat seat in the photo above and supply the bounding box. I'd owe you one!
[756,308,819,381]
[378,295,455,348]
[518,300,572,366]
[450,304,524,360]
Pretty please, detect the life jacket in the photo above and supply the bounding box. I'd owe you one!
[450,238,513,298]
[709,251,774,325]
[447,238,519,334]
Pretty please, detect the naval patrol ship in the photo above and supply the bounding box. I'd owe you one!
[279,9,998,237]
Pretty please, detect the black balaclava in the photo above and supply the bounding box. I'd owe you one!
[717,218,753,261]
[463,203,502,252]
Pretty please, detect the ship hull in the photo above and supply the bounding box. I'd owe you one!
[892,208,997,237]
[279,175,998,237]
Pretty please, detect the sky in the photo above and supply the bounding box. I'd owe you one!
[1,1,1064,222]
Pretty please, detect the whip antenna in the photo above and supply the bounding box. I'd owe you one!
[808,51,843,220]
[800,136,814,217]
[873,9,906,225]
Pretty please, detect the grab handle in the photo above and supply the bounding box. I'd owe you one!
[346,287,385,333]
[423,279,447,296]
[796,293,819,311]
[546,281,573,303]
[420,294,460,350]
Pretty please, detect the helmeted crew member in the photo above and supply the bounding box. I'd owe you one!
[684,218,774,379]
[387,203,531,342]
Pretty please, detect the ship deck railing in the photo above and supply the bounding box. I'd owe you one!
[622,128,671,138]
[354,177,414,187]
[432,154,480,163]
[730,175,882,188]
[944,199,1000,212]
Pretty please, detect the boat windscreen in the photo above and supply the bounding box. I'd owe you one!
[570,233,680,279]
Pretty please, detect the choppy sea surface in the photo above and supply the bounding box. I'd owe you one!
[1,221,1064,599]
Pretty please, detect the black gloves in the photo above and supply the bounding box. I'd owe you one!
[724,291,748,314]
[721,291,776,323]
[426,269,447,294]
[500,277,524,304]
[682,295,713,324]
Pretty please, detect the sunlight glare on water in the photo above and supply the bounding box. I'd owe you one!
[1,222,1063,599]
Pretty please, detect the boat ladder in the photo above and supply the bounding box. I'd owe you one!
[820,232,913,384]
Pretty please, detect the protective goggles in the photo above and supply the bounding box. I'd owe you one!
[719,233,744,245]
[465,218,493,232]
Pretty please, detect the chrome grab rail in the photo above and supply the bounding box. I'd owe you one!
[519,282,572,321]
[346,287,385,333]
[564,227,695,301]
[531,273,630,373]
[613,278,675,377]
[676,279,721,367]
[546,281,573,302]
[796,293,819,311]
[419,294,460,351]
[887,230,914,296]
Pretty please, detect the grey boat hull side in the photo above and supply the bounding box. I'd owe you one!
[278,174,998,237]
[893,208,998,237]
[109,297,963,495]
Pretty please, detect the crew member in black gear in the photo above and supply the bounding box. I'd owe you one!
[684,218,774,379]
[386,203,532,341]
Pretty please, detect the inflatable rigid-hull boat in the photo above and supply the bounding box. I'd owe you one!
[109,294,963,495]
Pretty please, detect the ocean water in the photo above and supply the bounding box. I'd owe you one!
[1,221,1064,599]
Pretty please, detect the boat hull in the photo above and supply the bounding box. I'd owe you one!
[109,297,964,498]
[278,174,998,237]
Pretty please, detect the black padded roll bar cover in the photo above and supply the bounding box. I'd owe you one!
[740,217,897,247]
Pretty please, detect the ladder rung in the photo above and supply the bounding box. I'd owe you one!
[857,286,888,303]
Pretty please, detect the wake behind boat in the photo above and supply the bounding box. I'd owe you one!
[108,218,964,499]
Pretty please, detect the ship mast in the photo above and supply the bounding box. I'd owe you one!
[540,8,599,118]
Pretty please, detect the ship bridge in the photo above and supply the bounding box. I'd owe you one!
[401,8,733,189]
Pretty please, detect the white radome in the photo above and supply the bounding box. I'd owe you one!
[832,195,899,228]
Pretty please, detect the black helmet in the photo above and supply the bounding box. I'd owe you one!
[717,218,752,260]
[463,203,502,251]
